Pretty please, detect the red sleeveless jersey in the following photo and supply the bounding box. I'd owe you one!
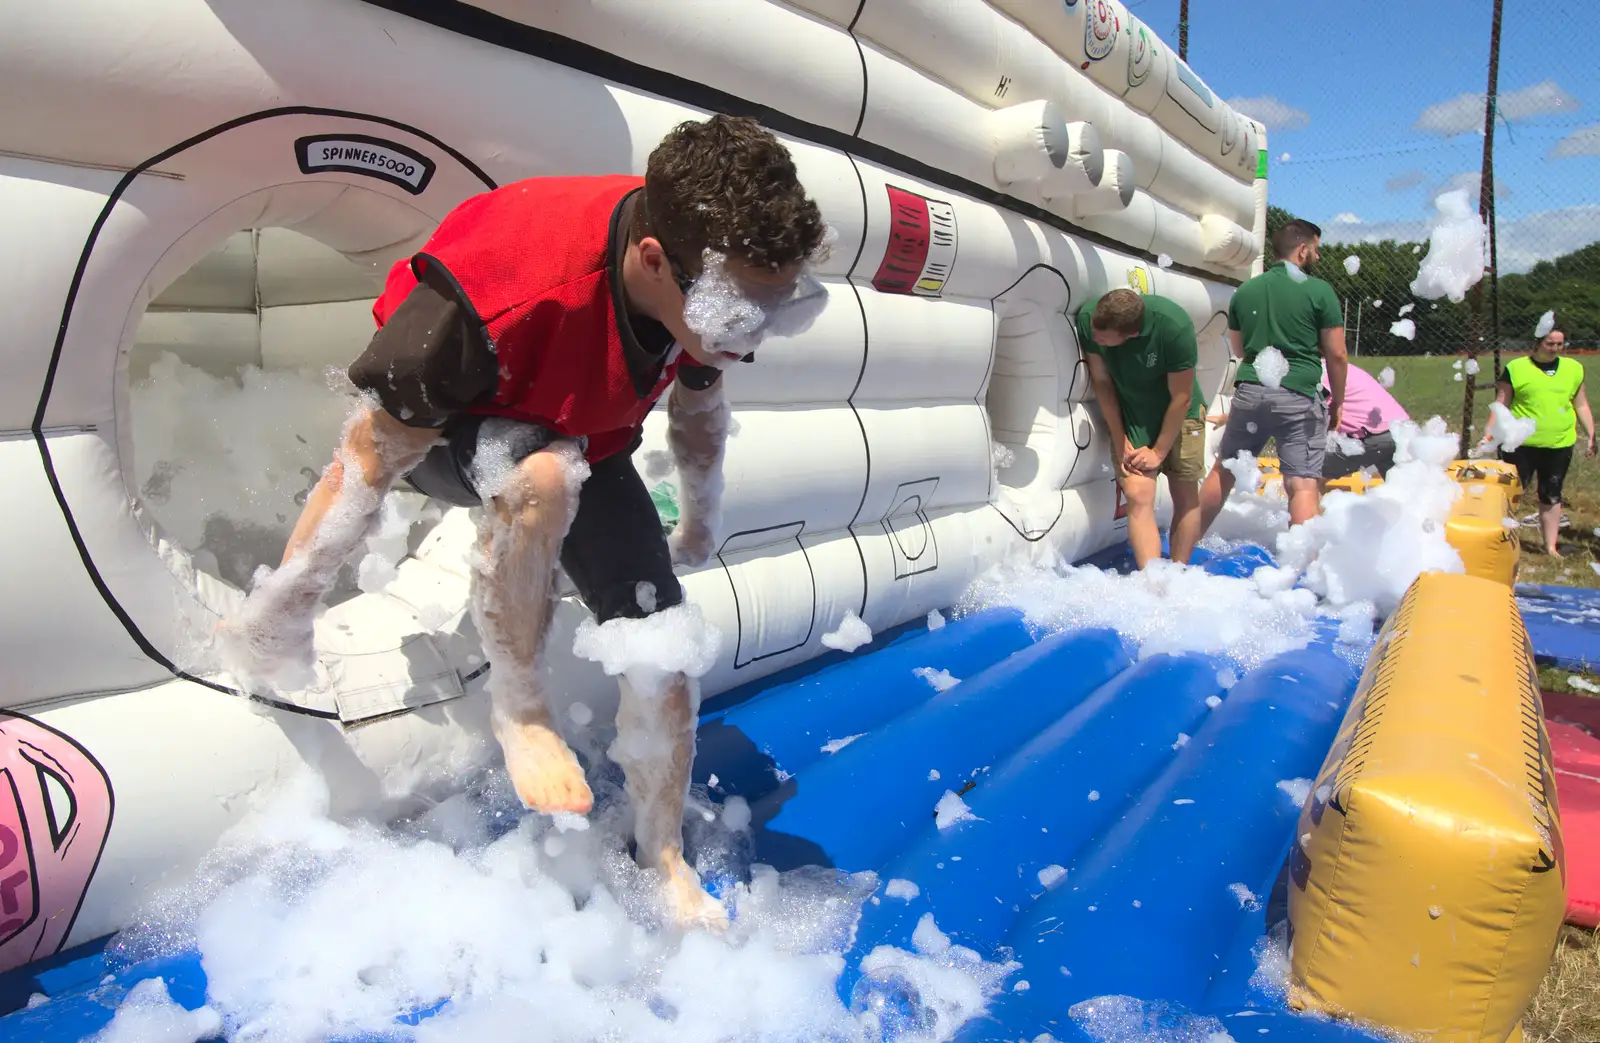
[372,175,677,462]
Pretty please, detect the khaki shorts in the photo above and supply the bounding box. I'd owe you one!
[1160,418,1207,483]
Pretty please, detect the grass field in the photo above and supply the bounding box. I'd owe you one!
[1357,354,1600,1043]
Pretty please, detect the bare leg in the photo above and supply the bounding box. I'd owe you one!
[473,445,594,815]
[1285,476,1321,527]
[1120,472,1161,568]
[1198,463,1237,539]
[1540,501,1562,556]
[611,671,728,930]
[216,407,436,690]
[1168,478,1203,564]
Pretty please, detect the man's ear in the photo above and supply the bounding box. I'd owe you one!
[637,237,671,279]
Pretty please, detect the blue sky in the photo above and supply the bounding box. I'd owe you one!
[1129,0,1599,269]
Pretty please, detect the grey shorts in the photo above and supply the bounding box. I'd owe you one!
[1323,430,1397,480]
[1216,382,1328,479]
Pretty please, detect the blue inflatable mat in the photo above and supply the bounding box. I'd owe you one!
[1516,583,1600,671]
[1,544,1388,1043]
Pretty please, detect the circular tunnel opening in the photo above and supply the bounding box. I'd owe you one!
[126,223,453,611]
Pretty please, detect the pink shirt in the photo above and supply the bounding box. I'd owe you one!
[1322,364,1409,436]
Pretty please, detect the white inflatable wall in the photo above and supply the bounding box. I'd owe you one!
[0,0,1265,963]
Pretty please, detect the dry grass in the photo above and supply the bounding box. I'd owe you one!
[1524,927,1600,1043]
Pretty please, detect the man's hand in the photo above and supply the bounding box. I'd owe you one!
[1124,445,1161,475]
[1588,433,1597,459]
[1327,401,1344,433]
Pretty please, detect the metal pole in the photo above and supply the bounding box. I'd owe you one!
[1461,0,1502,445]
[1178,0,1190,62]
[1355,299,1363,357]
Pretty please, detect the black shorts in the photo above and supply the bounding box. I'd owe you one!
[1501,444,1574,507]
[403,414,683,624]
[1323,430,1397,480]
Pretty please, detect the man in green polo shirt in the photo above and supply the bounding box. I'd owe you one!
[1200,218,1348,533]
[1483,324,1596,556]
[1078,288,1208,567]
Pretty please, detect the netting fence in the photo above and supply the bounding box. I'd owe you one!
[1145,0,1598,378]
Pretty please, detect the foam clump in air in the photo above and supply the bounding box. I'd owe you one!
[885,878,921,901]
[1157,253,1174,269]
[822,610,874,653]
[1410,188,1487,304]
[115,770,1013,1043]
[1465,358,1480,376]
[572,601,722,692]
[1390,319,1416,341]
[1535,310,1556,338]
[1276,417,1465,617]
[93,978,222,1043]
[1473,401,1538,458]
[1398,303,1416,317]
[1378,366,1396,388]
[1343,255,1361,276]
[1253,346,1289,388]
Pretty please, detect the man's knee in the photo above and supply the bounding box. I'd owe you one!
[495,450,580,525]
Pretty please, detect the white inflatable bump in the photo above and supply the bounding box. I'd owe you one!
[1071,149,1137,217]
[1037,122,1105,201]
[990,99,1071,187]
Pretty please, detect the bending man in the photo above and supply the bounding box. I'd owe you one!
[1321,362,1409,483]
[1201,218,1348,532]
[217,115,828,927]
[1079,289,1208,567]
[1484,325,1595,557]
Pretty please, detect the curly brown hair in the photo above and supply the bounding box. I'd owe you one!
[1092,288,1146,336]
[635,114,827,275]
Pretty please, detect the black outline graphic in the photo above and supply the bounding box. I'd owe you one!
[295,133,438,194]
[715,523,817,669]
[880,479,940,580]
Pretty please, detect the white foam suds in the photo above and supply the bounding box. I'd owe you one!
[821,734,866,754]
[1276,778,1313,806]
[1327,431,1364,456]
[1037,865,1067,889]
[1569,675,1600,695]
[1070,996,1237,1043]
[1464,359,1480,376]
[822,611,874,653]
[885,879,921,901]
[1535,310,1556,338]
[1390,319,1416,341]
[1253,347,1289,388]
[1377,366,1396,388]
[573,601,722,693]
[108,771,1010,1043]
[1343,255,1360,276]
[913,667,961,692]
[1398,303,1415,317]
[1411,189,1487,304]
[934,791,980,830]
[1158,253,1174,269]
[1229,882,1262,911]
[1474,401,1538,458]
[926,610,946,631]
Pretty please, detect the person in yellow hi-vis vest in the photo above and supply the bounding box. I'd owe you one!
[1484,324,1595,556]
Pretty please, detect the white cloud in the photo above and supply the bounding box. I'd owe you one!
[1330,212,1363,224]
[1414,79,1580,137]
[1385,170,1428,193]
[1225,95,1310,132]
[1551,123,1600,159]
[1322,203,1600,274]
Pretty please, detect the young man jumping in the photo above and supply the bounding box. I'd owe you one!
[216,115,828,927]
[1079,289,1208,567]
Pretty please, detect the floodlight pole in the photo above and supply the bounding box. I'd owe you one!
[1462,0,1503,445]
[1178,0,1189,61]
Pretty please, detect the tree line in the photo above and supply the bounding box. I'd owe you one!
[1262,206,1600,357]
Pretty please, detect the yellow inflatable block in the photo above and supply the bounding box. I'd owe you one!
[1449,459,1524,499]
[1287,572,1566,1042]
[1446,480,1520,586]
[1325,471,1385,494]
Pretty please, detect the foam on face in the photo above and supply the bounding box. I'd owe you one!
[1411,188,1487,304]
[1253,347,1289,388]
[109,770,1011,1043]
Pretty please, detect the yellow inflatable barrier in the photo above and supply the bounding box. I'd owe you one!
[1287,572,1566,1042]
[1449,458,1525,499]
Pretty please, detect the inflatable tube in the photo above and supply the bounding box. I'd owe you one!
[1287,572,1566,1042]
[1445,478,1520,586]
[1518,585,1600,671]
[0,0,1255,971]
[1549,718,1600,929]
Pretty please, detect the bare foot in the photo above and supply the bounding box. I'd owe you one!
[658,855,730,933]
[493,715,594,815]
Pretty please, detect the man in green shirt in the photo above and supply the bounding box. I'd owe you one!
[1078,289,1208,567]
[1200,218,1349,533]
[1483,325,1596,556]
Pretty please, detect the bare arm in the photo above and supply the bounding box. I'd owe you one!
[665,377,731,566]
[1151,370,1194,459]
[1228,329,1245,360]
[283,406,437,563]
[1577,382,1596,456]
[1086,354,1130,474]
[1319,326,1349,432]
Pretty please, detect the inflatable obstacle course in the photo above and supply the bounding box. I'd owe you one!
[1288,572,1565,1041]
